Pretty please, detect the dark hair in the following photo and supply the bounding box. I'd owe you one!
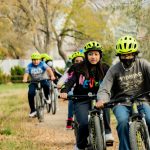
[71,60,108,80]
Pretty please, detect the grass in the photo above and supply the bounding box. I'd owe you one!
[0,83,118,150]
[0,83,52,150]
[0,83,27,93]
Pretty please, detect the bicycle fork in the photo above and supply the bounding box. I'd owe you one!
[142,116,150,148]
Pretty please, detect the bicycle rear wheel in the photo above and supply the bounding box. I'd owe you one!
[35,91,44,122]
[50,84,57,115]
[89,115,104,150]
[129,121,150,150]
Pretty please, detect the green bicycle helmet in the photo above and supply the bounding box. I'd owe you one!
[31,52,41,60]
[44,55,53,61]
[41,53,53,61]
[68,54,73,60]
[41,53,48,59]
[84,41,103,53]
[116,35,138,55]
[71,51,85,61]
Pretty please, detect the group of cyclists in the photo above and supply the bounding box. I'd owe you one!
[23,35,150,150]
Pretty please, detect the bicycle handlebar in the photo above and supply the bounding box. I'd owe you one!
[68,94,96,99]
[24,78,51,83]
[104,91,150,108]
[59,94,97,101]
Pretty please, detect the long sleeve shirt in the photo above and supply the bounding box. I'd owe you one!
[61,61,109,97]
[97,58,150,102]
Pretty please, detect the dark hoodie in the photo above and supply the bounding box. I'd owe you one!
[61,60,109,96]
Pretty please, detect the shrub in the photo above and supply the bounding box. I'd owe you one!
[0,68,10,84]
[10,65,25,83]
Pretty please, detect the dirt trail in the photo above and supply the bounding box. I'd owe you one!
[34,100,119,150]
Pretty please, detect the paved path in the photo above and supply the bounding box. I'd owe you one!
[36,100,119,150]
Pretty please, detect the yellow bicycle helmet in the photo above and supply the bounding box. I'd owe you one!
[68,54,73,60]
[41,53,48,59]
[84,41,103,53]
[31,52,41,60]
[41,53,53,61]
[45,55,53,61]
[71,51,85,61]
[116,35,138,55]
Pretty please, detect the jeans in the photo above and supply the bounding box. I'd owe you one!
[113,103,150,150]
[74,100,112,149]
[28,80,50,112]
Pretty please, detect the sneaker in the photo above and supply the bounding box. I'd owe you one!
[29,111,37,118]
[74,144,85,150]
[105,133,114,142]
[66,118,73,129]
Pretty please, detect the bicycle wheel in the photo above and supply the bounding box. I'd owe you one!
[89,115,104,150]
[100,115,107,150]
[50,83,57,115]
[45,95,51,113]
[129,121,150,150]
[35,91,44,122]
[72,115,78,143]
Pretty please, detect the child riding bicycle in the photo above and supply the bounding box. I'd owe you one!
[58,51,85,129]
[22,52,55,117]
[60,41,114,150]
[96,35,150,150]
[41,53,62,82]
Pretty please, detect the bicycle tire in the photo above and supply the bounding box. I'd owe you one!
[73,116,78,143]
[50,84,57,115]
[100,115,107,150]
[89,115,104,150]
[129,121,150,150]
[35,91,44,122]
[45,95,51,113]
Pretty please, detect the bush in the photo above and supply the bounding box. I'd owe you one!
[10,65,25,83]
[0,68,10,84]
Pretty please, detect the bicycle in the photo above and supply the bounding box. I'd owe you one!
[47,81,58,114]
[27,79,51,122]
[105,91,150,150]
[65,93,113,150]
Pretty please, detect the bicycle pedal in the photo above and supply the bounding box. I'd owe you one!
[106,141,113,146]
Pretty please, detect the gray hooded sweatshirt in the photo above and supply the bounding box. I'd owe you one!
[97,58,150,102]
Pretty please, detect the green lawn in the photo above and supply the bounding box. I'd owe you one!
[0,83,27,93]
[0,83,42,150]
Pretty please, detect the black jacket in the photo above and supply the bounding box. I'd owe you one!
[61,60,109,96]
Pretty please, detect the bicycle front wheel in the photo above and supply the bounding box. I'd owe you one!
[35,91,44,122]
[50,86,57,115]
[89,115,104,150]
[129,121,150,150]
[45,95,51,113]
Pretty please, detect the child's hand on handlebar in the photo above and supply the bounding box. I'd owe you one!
[59,93,68,99]
[96,100,105,108]
[50,76,56,81]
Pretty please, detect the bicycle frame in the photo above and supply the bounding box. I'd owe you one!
[88,99,107,150]
[66,94,108,150]
[49,81,58,114]
[34,81,45,122]
[106,91,150,150]
[129,100,150,150]
[28,79,49,122]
